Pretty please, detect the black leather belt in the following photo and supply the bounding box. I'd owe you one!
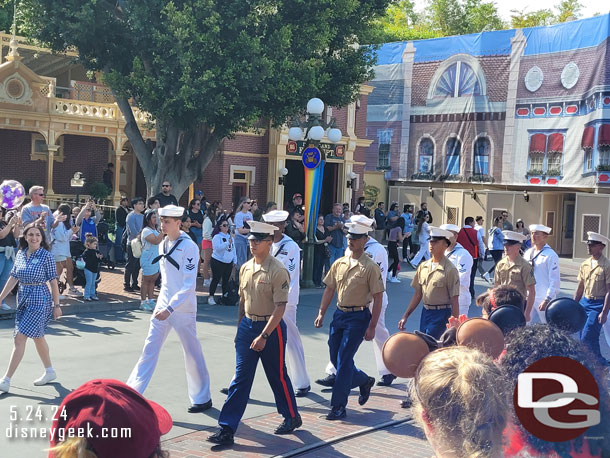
[585,296,605,301]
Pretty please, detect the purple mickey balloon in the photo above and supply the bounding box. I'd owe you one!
[0,180,26,209]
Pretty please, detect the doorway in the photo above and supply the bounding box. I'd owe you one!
[560,195,575,256]
[232,182,248,211]
[284,159,339,217]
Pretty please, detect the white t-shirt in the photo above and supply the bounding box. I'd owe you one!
[141,227,160,252]
[234,211,253,240]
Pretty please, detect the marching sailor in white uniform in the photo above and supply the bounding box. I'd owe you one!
[523,224,560,323]
[263,210,311,396]
[316,214,396,388]
[440,224,473,317]
[127,205,212,413]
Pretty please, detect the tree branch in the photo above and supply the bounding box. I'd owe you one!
[114,92,154,177]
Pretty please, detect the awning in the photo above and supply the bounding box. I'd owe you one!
[547,133,563,154]
[582,126,594,150]
[529,133,546,154]
[600,124,610,148]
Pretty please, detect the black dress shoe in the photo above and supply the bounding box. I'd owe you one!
[132,285,141,291]
[207,426,234,445]
[220,387,229,395]
[188,399,212,413]
[295,386,311,397]
[326,406,346,420]
[123,286,134,293]
[376,374,396,386]
[314,374,336,387]
[400,397,413,409]
[274,415,302,434]
[358,377,375,406]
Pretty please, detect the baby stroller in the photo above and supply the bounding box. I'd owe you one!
[96,220,115,270]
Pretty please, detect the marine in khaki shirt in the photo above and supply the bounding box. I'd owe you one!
[399,227,460,340]
[209,221,300,446]
[315,221,384,420]
[494,231,536,321]
[576,255,610,300]
[574,232,610,362]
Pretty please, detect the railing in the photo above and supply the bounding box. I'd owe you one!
[52,99,118,120]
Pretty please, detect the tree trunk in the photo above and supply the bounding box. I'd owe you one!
[115,96,221,202]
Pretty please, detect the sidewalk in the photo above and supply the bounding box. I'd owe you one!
[162,382,433,458]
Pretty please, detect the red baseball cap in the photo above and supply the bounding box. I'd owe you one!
[293,193,302,199]
[49,379,172,458]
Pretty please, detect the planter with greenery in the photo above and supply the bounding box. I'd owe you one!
[526,169,545,176]
[468,174,494,183]
[596,164,610,172]
[439,173,463,182]
[411,172,436,181]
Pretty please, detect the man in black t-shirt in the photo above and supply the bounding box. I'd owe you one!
[154,181,179,208]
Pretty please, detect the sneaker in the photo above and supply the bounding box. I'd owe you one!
[84,297,92,302]
[124,286,134,293]
[147,299,156,308]
[91,296,99,301]
[1,302,11,311]
[33,370,57,386]
[203,279,211,287]
[140,301,153,311]
[402,258,409,263]
[390,276,401,283]
[132,285,141,291]
[208,296,216,305]
[482,272,491,283]
[68,288,80,295]
[401,392,413,408]
[377,374,397,386]
[0,378,9,393]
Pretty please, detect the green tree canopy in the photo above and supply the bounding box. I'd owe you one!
[19,0,389,197]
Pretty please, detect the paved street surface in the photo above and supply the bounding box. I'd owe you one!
[0,257,606,457]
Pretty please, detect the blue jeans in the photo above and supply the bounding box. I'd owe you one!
[0,255,14,301]
[115,225,125,262]
[329,244,344,266]
[328,308,371,408]
[219,318,298,433]
[84,268,97,298]
[580,298,604,360]
[234,236,249,270]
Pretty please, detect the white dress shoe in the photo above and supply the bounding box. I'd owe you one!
[0,378,9,393]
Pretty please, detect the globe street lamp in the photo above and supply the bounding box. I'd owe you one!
[288,98,343,288]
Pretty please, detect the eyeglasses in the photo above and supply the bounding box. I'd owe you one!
[221,224,228,227]
[162,184,170,188]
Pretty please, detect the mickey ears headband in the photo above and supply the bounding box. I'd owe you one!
[545,297,587,333]
[382,318,505,379]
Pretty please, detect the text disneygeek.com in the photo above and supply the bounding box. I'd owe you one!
[6,424,132,441]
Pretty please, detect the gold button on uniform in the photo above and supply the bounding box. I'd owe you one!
[323,254,385,306]
[239,255,289,318]
[578,255,610,299]
[494,255,536,300]
[411,257,460,306]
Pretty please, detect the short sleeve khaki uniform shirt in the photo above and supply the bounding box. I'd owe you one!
[324,253,385,306]
[411,257,460,307]
[239,255,289,318]
[494,255,536,300]
[578,255,610,299]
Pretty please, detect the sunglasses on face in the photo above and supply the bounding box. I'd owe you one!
[221,224,228,227]
[245,201,252,204]
[162,184,170,188]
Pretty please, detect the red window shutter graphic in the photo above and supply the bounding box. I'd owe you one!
[599,124,610,148]
[547,133,563,154]
[529,133,546,154]
[582,126,594,150]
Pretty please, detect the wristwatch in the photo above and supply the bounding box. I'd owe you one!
[54,304,61,308]
[261,332,269,340]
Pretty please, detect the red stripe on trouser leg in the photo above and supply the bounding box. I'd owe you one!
[276,325,296,418]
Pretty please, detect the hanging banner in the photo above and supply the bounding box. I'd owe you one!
[365,14,610,188]
[303,145,324,235]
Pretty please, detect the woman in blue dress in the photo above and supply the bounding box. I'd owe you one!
[0,223,61,394]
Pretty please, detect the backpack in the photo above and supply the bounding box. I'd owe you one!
[220,278,239,306]
[130,235,143,258]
